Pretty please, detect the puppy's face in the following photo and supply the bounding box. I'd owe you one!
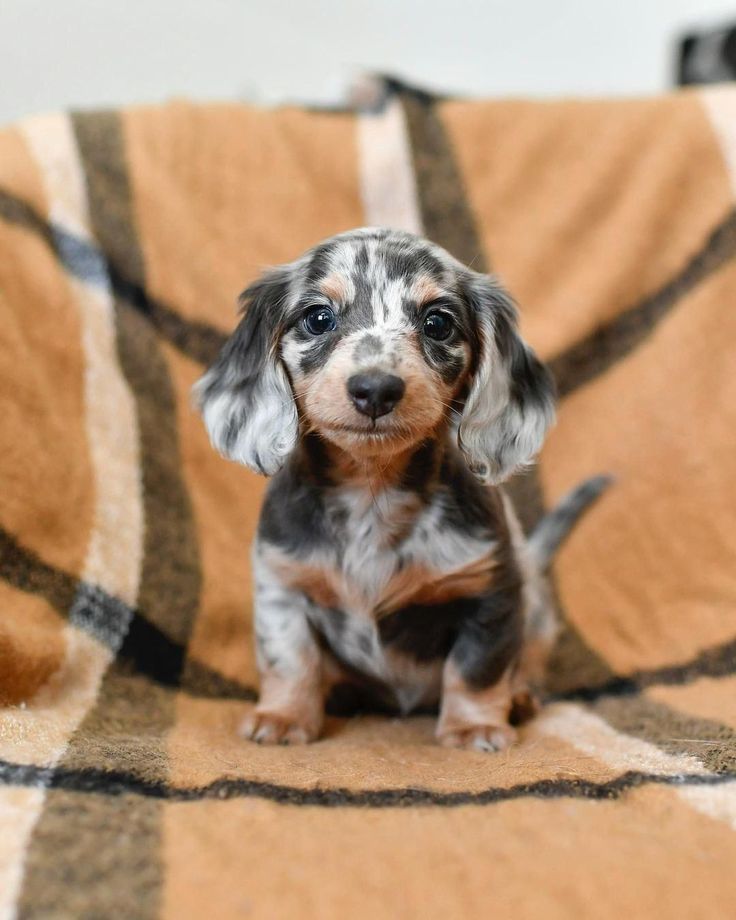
[195,229,554,483]
[279,232,475,458]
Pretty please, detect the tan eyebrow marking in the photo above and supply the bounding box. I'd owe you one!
[412,275,445,307]
[318,273,349,302]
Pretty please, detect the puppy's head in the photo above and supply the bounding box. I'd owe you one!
[194,228,554,482]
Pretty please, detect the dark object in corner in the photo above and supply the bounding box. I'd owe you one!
[678,21,736,85]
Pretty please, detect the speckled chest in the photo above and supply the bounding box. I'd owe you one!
[259,481,499,698]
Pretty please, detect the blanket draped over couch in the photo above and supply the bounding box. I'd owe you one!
[1,78,735,918]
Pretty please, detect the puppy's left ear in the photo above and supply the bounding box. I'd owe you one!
[193,266,298,476]
[458,273,555,484]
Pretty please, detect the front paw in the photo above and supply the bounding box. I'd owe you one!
[240,709,321,745]
[437,722,517,753]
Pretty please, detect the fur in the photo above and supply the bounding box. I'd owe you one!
[195,228,606,750]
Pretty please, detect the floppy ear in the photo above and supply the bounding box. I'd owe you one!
[457,273,555,485]
[193,267,298,476]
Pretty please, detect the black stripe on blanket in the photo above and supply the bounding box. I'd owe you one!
[1,758,733,808]
[554,636,736,703]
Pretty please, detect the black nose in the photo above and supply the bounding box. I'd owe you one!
[347,372,406,419]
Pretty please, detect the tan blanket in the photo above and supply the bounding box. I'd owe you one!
[1,79,735,918]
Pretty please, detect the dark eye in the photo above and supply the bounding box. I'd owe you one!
[303,305,337,336]
[423,310,453,341]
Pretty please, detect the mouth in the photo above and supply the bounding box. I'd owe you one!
[319,411,422,441]
[316,416,429,453]
[322,422,396,438]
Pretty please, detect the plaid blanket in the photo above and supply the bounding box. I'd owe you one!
[1,79,735,918]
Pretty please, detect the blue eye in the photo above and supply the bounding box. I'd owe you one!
[423,311,453,341]
[304,306,337,335]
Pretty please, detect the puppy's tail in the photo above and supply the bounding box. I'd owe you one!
[528,474,613,570]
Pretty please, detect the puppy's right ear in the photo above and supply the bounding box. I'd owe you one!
[193,267,298,476]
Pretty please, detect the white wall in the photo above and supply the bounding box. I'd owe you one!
[0,0,734,125]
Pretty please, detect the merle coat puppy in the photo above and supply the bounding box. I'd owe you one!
[195,228,605,751]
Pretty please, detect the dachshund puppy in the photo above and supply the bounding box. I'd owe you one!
[195,228,605,751]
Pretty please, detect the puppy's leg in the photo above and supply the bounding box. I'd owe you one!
[241,570,324,745]
[437,662,517,751]
[436,589,523,752]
